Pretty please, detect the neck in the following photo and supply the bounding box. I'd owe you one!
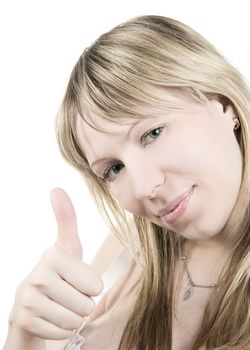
[181,237,233,284]
[184,231,234,254]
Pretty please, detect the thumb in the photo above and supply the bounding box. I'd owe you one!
[50,188,83,260]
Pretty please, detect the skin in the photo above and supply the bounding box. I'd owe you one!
[77,89,244,348]
[4,89,243,350]
[77,88,242,250]
[3,189,103,350]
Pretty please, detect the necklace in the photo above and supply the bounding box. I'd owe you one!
[180,255,225,301]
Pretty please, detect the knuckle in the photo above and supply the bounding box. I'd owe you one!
[15,283,36,310]
[41,246,59,265]
[29,268,48,289]
[21,288,35,309]
[15,280,26,300]
[28,263,54,292]
[31,276,46,289]
[16,313,31,332]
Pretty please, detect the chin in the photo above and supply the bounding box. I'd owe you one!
[180,227,224,242]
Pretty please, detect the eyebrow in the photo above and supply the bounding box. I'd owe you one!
[89,119,142,169]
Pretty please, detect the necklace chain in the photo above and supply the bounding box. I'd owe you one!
[180,255,225,301]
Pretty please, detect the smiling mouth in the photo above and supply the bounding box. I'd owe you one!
[162,187,194,224]
[159,186,194,224]
[156,186,195,219]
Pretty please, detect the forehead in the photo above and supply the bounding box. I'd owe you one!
[76,87,207,162]
[76,87,202,134]
[76,110,139,163]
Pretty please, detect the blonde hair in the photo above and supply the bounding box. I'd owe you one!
[56,15,250,349]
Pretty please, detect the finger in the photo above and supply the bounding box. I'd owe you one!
[47,276,96,317]
[41,247,103,297]
[50,188,83,260]
[49,247,103,296]
[24,316,73,340]
[35,294,84,331]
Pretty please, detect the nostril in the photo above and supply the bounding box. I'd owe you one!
[149,184,161,199]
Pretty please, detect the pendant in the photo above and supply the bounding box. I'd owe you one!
[64,332,85,350]
[64,318,86,350]
[183,286,193,301]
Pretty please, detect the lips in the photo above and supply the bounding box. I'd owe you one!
[158,186,195,218]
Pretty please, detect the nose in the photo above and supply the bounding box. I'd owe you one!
[127,160,164,200]
[149,184,162,199]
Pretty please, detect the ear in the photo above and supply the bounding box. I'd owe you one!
[210,98,237,121]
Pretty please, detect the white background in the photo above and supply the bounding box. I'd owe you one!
[0,0,249,346]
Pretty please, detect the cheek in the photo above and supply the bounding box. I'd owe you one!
[110,184,144,216]
[112,186,130,207]
[163,127,225,174]
[159,139,209,175]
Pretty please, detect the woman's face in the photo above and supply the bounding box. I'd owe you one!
[77,89,242,241]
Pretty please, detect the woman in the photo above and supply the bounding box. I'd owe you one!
[3,15,250,350]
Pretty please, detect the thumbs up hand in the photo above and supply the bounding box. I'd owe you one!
[50,188,83,260]
[9,188,103,341]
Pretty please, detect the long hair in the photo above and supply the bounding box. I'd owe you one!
[56,15,250,349]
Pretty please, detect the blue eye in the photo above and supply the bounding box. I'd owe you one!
[102,162,124,182]
[102,126,164,182]
[142,126,164,145]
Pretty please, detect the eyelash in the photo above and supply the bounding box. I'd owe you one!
[101,126,164,182]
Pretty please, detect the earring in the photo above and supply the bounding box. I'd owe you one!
[233,117,240,130]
